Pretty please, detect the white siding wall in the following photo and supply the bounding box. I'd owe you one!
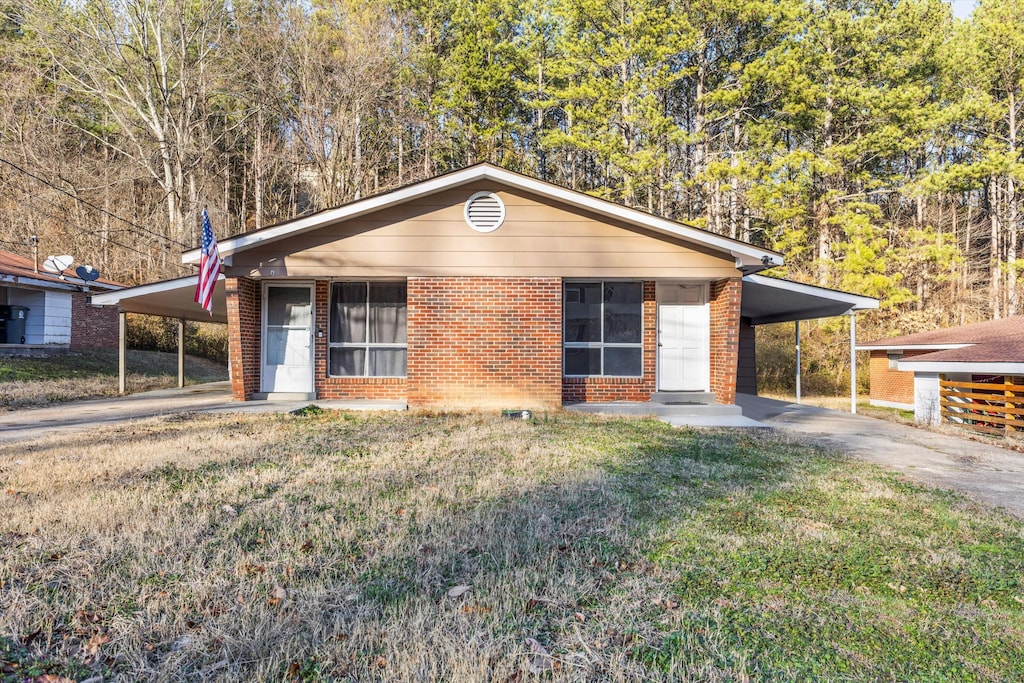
[42,291,72,344]
[5,288,71,344]
[913,372,941,425]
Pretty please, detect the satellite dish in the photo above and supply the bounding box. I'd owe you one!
[43,254,74,275]
[76,265,100,281]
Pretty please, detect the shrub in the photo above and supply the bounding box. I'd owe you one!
[126,314,228,365]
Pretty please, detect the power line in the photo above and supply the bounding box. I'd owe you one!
[17,193,166,261]
[0,236,31,251]
[0,156,191,249]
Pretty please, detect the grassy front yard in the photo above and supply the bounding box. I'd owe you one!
[1,411,1022,681]
[0,349,228,411]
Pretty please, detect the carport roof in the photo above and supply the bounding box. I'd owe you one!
[740,275,879,325]
[90,272,875,328]
[90,274,227,324]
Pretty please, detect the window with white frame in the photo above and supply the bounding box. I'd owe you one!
[563,281,643,376]
[329,282,407,377]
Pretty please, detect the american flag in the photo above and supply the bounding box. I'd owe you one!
[194,208,220,314]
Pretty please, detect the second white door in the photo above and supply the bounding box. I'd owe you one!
[658,286,709,391]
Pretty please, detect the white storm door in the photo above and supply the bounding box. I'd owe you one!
[262,284,314,393]
[657,287,709,391]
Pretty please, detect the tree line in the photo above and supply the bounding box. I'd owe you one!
[0,0,1021,334]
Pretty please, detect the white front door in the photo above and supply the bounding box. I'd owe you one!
[657,285,709,391]
[262,284,314,393]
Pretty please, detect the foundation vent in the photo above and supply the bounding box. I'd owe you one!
[464,192,505,233]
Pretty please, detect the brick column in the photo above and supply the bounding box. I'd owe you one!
[226,277,260,400]
[709,277,742,405]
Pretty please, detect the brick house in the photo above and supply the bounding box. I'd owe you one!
[0,250,121,355]
[196,164,787,408]
[96,165,878,409]
[858,316,1024,423]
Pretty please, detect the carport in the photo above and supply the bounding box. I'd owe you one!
[90,275,227,393]
[740,274,879,413]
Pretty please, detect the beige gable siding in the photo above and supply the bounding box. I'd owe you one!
[228,184,740,279]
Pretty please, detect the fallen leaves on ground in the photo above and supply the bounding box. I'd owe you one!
[268,585,288,606]
[447,584,471,599]
[525,637,551,674]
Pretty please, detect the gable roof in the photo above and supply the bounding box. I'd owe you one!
[0,250,121,291]
[859,316,1024,348]
[858,316,1024,367]
[183,163,783,272]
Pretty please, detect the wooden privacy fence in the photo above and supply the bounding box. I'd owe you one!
[940,379,1024,435]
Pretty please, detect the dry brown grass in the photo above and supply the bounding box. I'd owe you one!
[1,411,1022,682]
[0,350,227,411]
[0,412,702,681]
[0,373,195,410]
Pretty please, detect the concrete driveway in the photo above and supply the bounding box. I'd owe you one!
[738,394,1024,520]
[0,382,405,446]
[0,382,237,445]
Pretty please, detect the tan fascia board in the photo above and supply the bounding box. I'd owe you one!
[183,165,783,269]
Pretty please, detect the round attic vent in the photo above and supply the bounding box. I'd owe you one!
[464,192,505,233]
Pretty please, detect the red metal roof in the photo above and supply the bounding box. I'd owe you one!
[0,250,121,289]
[861,316,1024,364]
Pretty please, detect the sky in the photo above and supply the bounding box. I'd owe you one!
[949,0,977,20]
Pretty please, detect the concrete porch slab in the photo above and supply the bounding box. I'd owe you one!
[661,415,768,428]
[564,401,766,428]
[209,399,408,415]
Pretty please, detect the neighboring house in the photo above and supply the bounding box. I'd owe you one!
[858,316,1024,424]
[94,164,877,408]
[0,250,121,354]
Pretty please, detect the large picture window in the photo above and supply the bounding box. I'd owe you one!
[563,281,643,376]
[329,282,407,377]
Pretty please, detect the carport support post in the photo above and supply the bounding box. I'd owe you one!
[118,311,126,395]
[850,311,857,414]
[795,320,802,405]
[177,318,186,389]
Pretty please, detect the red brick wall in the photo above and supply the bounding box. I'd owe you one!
[225,276,745,407]
[407,277,562,409]
[868,349,929,405]
[709,277,742,405]
[226,277,260,400]
[314,280,408,400]
[562,281,657,402]
[71,291,119,349]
